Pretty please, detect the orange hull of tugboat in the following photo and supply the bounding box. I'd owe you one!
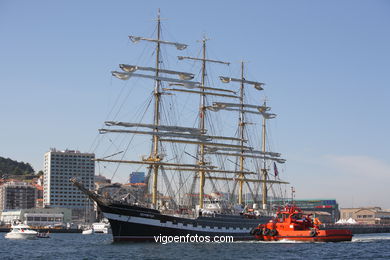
[251,205,353,242]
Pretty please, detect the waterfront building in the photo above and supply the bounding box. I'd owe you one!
[0,207,72,226]
[0,181,37,210]
[340,207,390,224]
[0,209,22,225]
[43,149,95,217]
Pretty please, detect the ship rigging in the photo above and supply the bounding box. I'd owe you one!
[73,10,289,241]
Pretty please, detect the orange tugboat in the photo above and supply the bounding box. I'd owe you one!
[251,205,353,242]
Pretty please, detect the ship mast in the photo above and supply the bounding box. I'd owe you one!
[238,61,245,205]
[217,68,288,207]
[107,10,193,209]
[151,10,162,208]
[199,38,207,209]
[261,100,268,210]
[178,38,230,208]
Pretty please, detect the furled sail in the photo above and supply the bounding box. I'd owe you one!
[178,56,230,65]
[159,138,253,149]
[207,102,275,117]
[169,83,237,94]
[163,88,238,98]
[129,35,188,50]
[211,102,270,111]
[205,146,281,157]
[208,107,264,115]
[219,76,264,90]
[104,121,203,135]
[119,64,195,80]
[206,151,286,163]
[99,128,211,141]
[201,176,289,184]
[111,71,200,87]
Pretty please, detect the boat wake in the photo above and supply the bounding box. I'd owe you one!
[352,233,390,243]
[235,233,390,244]
[236,239,312,244]
[260,239,308,244]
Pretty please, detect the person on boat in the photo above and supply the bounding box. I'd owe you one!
[303,215,314,229]
[313,217,322,229]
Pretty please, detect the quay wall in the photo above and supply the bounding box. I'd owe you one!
[323,224,390,234]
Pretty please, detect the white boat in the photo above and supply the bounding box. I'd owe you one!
[82,228,93,235]
[92,222,111,234]
[82,222,111,234]
[5,223,38,239]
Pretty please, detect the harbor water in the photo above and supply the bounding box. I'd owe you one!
[1,233,389,259]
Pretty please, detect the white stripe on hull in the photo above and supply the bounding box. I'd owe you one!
[104,212,251,234]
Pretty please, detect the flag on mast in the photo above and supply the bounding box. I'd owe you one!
[273,162,279,177]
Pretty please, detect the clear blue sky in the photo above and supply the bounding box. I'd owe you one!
[1,0,389,208]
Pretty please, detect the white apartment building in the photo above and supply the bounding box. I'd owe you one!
[43,149,95,209]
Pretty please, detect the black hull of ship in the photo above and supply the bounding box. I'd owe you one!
[98,202,270,242]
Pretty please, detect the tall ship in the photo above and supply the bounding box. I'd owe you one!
[72,11,289,241]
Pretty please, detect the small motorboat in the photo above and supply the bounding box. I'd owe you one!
[251,205,353,242]
[5,222,38,239]
[36,231,50,238]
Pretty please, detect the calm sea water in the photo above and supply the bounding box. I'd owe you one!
[1,233,389,260]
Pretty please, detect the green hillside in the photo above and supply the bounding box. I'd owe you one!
[0,156,34,176]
